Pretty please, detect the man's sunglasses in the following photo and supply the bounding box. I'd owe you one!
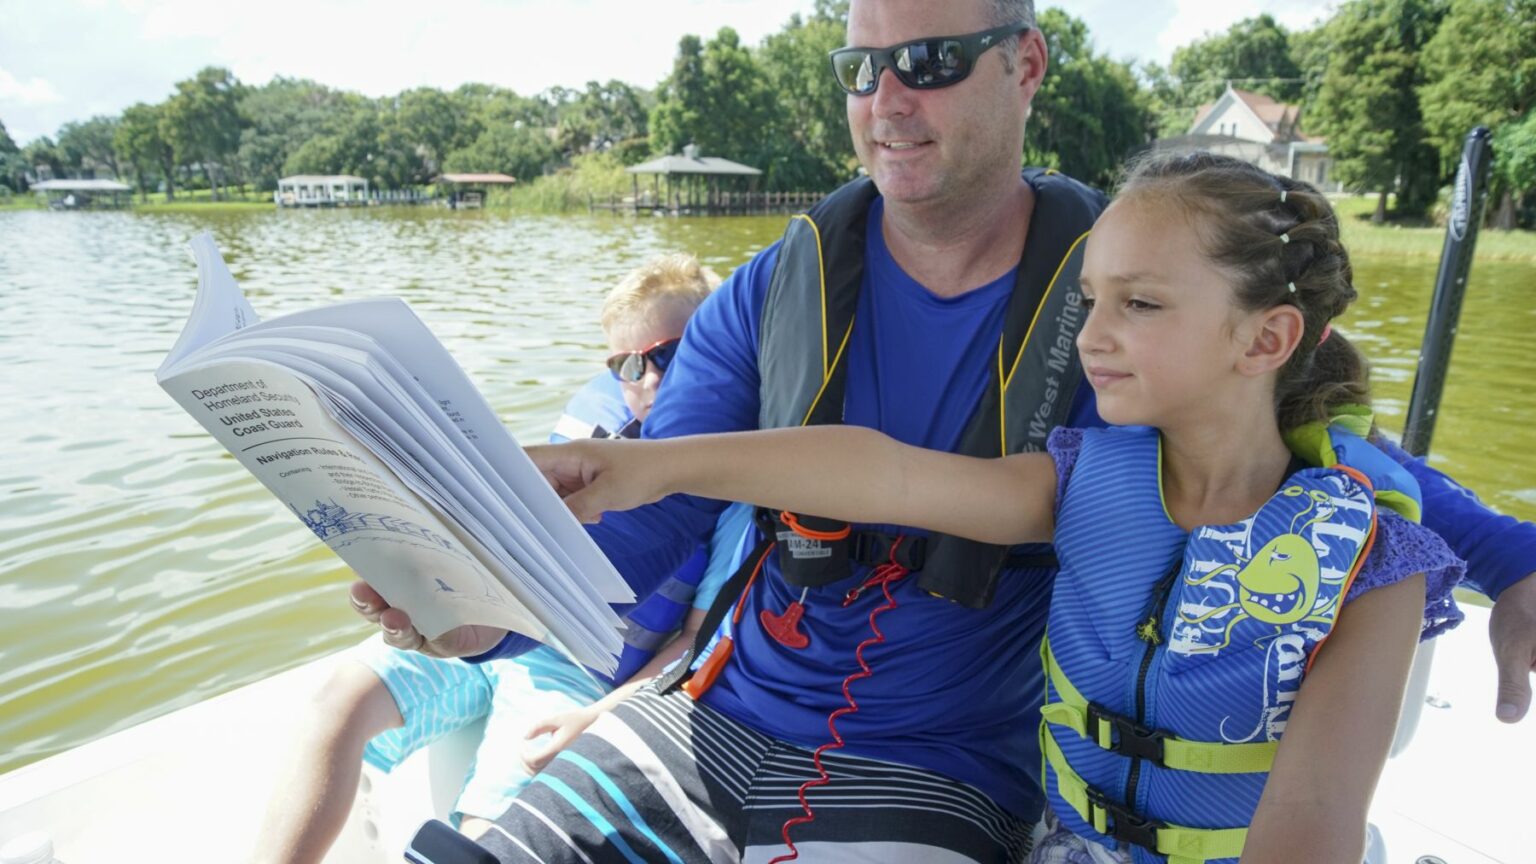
[606,338,681,383]
[829,23,1031,96]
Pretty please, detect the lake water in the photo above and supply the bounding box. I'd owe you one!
[1,206,1533,776]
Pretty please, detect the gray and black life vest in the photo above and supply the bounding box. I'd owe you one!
[758,169,1106,608]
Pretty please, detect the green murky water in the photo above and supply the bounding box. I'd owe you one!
[1,206,1532,775]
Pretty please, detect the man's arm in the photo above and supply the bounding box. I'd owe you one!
[1377,435,1536,722]
[1379,436,1536,599]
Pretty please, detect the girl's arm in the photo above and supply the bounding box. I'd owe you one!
[1239,573,1426,864]
[526,426,1058,546]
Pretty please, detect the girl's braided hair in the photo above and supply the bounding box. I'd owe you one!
[1116,150,1369,431]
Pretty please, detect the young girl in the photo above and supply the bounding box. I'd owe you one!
[528,153,1463,864]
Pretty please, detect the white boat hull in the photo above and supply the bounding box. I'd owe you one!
[0,604,1529,862]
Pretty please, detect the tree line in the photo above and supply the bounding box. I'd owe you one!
[2,0,1532,227]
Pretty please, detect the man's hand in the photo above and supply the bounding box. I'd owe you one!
[521,705,602,774]
[348,580,508,659]
[1490,571,1536,723]
[526,439,672,524]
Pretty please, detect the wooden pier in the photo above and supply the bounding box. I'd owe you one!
[589,189,827,216]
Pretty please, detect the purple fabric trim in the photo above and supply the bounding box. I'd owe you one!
[1045,426,1087,513]
[1345,509,1465,640]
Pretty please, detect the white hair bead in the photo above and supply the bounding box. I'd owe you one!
[1287,282,1297,294]
[1280,233,1291,244]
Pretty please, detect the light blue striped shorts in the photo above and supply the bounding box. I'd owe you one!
[354,636,612,823]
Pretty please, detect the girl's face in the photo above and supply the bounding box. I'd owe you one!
[1076,197,1263,429]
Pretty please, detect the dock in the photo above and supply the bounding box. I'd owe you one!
[589,189,827,216]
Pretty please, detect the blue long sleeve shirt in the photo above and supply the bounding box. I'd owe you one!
[499,197,1536,818]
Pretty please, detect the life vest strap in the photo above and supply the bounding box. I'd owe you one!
[654,573,700,604]
[1041,638,1278,774]
[658,538,775,696]
[1041,726,1249,863]
[620,621,674,653]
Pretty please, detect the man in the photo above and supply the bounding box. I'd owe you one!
[357,1,1536,861]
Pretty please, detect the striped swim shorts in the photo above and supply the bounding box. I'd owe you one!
[473,686,1034,863]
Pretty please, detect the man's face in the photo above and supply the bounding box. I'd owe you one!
[844,0,1037,209]
[605,300,694,423]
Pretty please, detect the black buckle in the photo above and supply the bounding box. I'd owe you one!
[1085,787,1164,851]
[1086,702,1167,766]
[853,531,926,570]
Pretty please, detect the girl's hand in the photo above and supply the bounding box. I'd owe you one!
[521,705,603,774]
[525,439,672,523]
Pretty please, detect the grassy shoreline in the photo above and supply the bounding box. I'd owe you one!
[1332,196,1536,261]
[6,183,1534,261]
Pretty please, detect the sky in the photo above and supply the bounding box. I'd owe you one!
[0,0,1337,145]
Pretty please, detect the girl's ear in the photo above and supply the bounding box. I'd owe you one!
[1238,304,1304,377]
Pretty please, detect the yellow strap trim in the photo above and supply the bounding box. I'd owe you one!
[1375,488,1422,525]
[1003,230,1093,389]
[787,211,854,428]
[1042,638,1279,774]
[787,213,831,381]
[1042,727,1249,862]
[998,229,1094,457]
[995,339,1008,457]
[799,317,855,427]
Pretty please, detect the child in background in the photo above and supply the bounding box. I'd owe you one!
[528,153,1464,864]
[253,253,748,862]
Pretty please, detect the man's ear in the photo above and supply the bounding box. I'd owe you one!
[1018,27,1048,105]
[1238,304,1304,377]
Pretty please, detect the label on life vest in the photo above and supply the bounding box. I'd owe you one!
[777,532,834,559]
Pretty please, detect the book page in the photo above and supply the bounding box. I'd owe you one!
[156,235,631,672]
[157,233,260,376]
[159,358,546,644]
[249,299,633,605]
[186,338,622,666]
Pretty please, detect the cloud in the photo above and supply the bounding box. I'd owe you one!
[1155,0,1337,61]
[0,66,63,106]
[1,0,1343,142]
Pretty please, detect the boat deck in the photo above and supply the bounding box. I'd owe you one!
[0,604,1528,862]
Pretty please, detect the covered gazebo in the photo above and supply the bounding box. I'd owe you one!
[626,144,762,214]
[31,178,131,209]
[435,173,517,209]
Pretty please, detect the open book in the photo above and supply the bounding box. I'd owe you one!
[156,233,633,674]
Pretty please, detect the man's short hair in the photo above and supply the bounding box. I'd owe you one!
[987,0,1035,74]
[600,253,718,336]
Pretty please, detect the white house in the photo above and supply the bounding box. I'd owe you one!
[1158,85,1339,192]
[275,175,369,208]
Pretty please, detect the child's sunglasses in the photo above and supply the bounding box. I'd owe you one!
[606,338,681,383]
[829,23,1031,96]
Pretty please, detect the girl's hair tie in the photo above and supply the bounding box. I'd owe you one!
[1319,323,1333,344]
[1287,282,1297,294]
[1280,233,1291,244]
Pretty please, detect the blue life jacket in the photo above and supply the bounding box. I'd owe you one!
[551,372,707,682]
[1040,423,1421,864]
[550,373,641,443]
